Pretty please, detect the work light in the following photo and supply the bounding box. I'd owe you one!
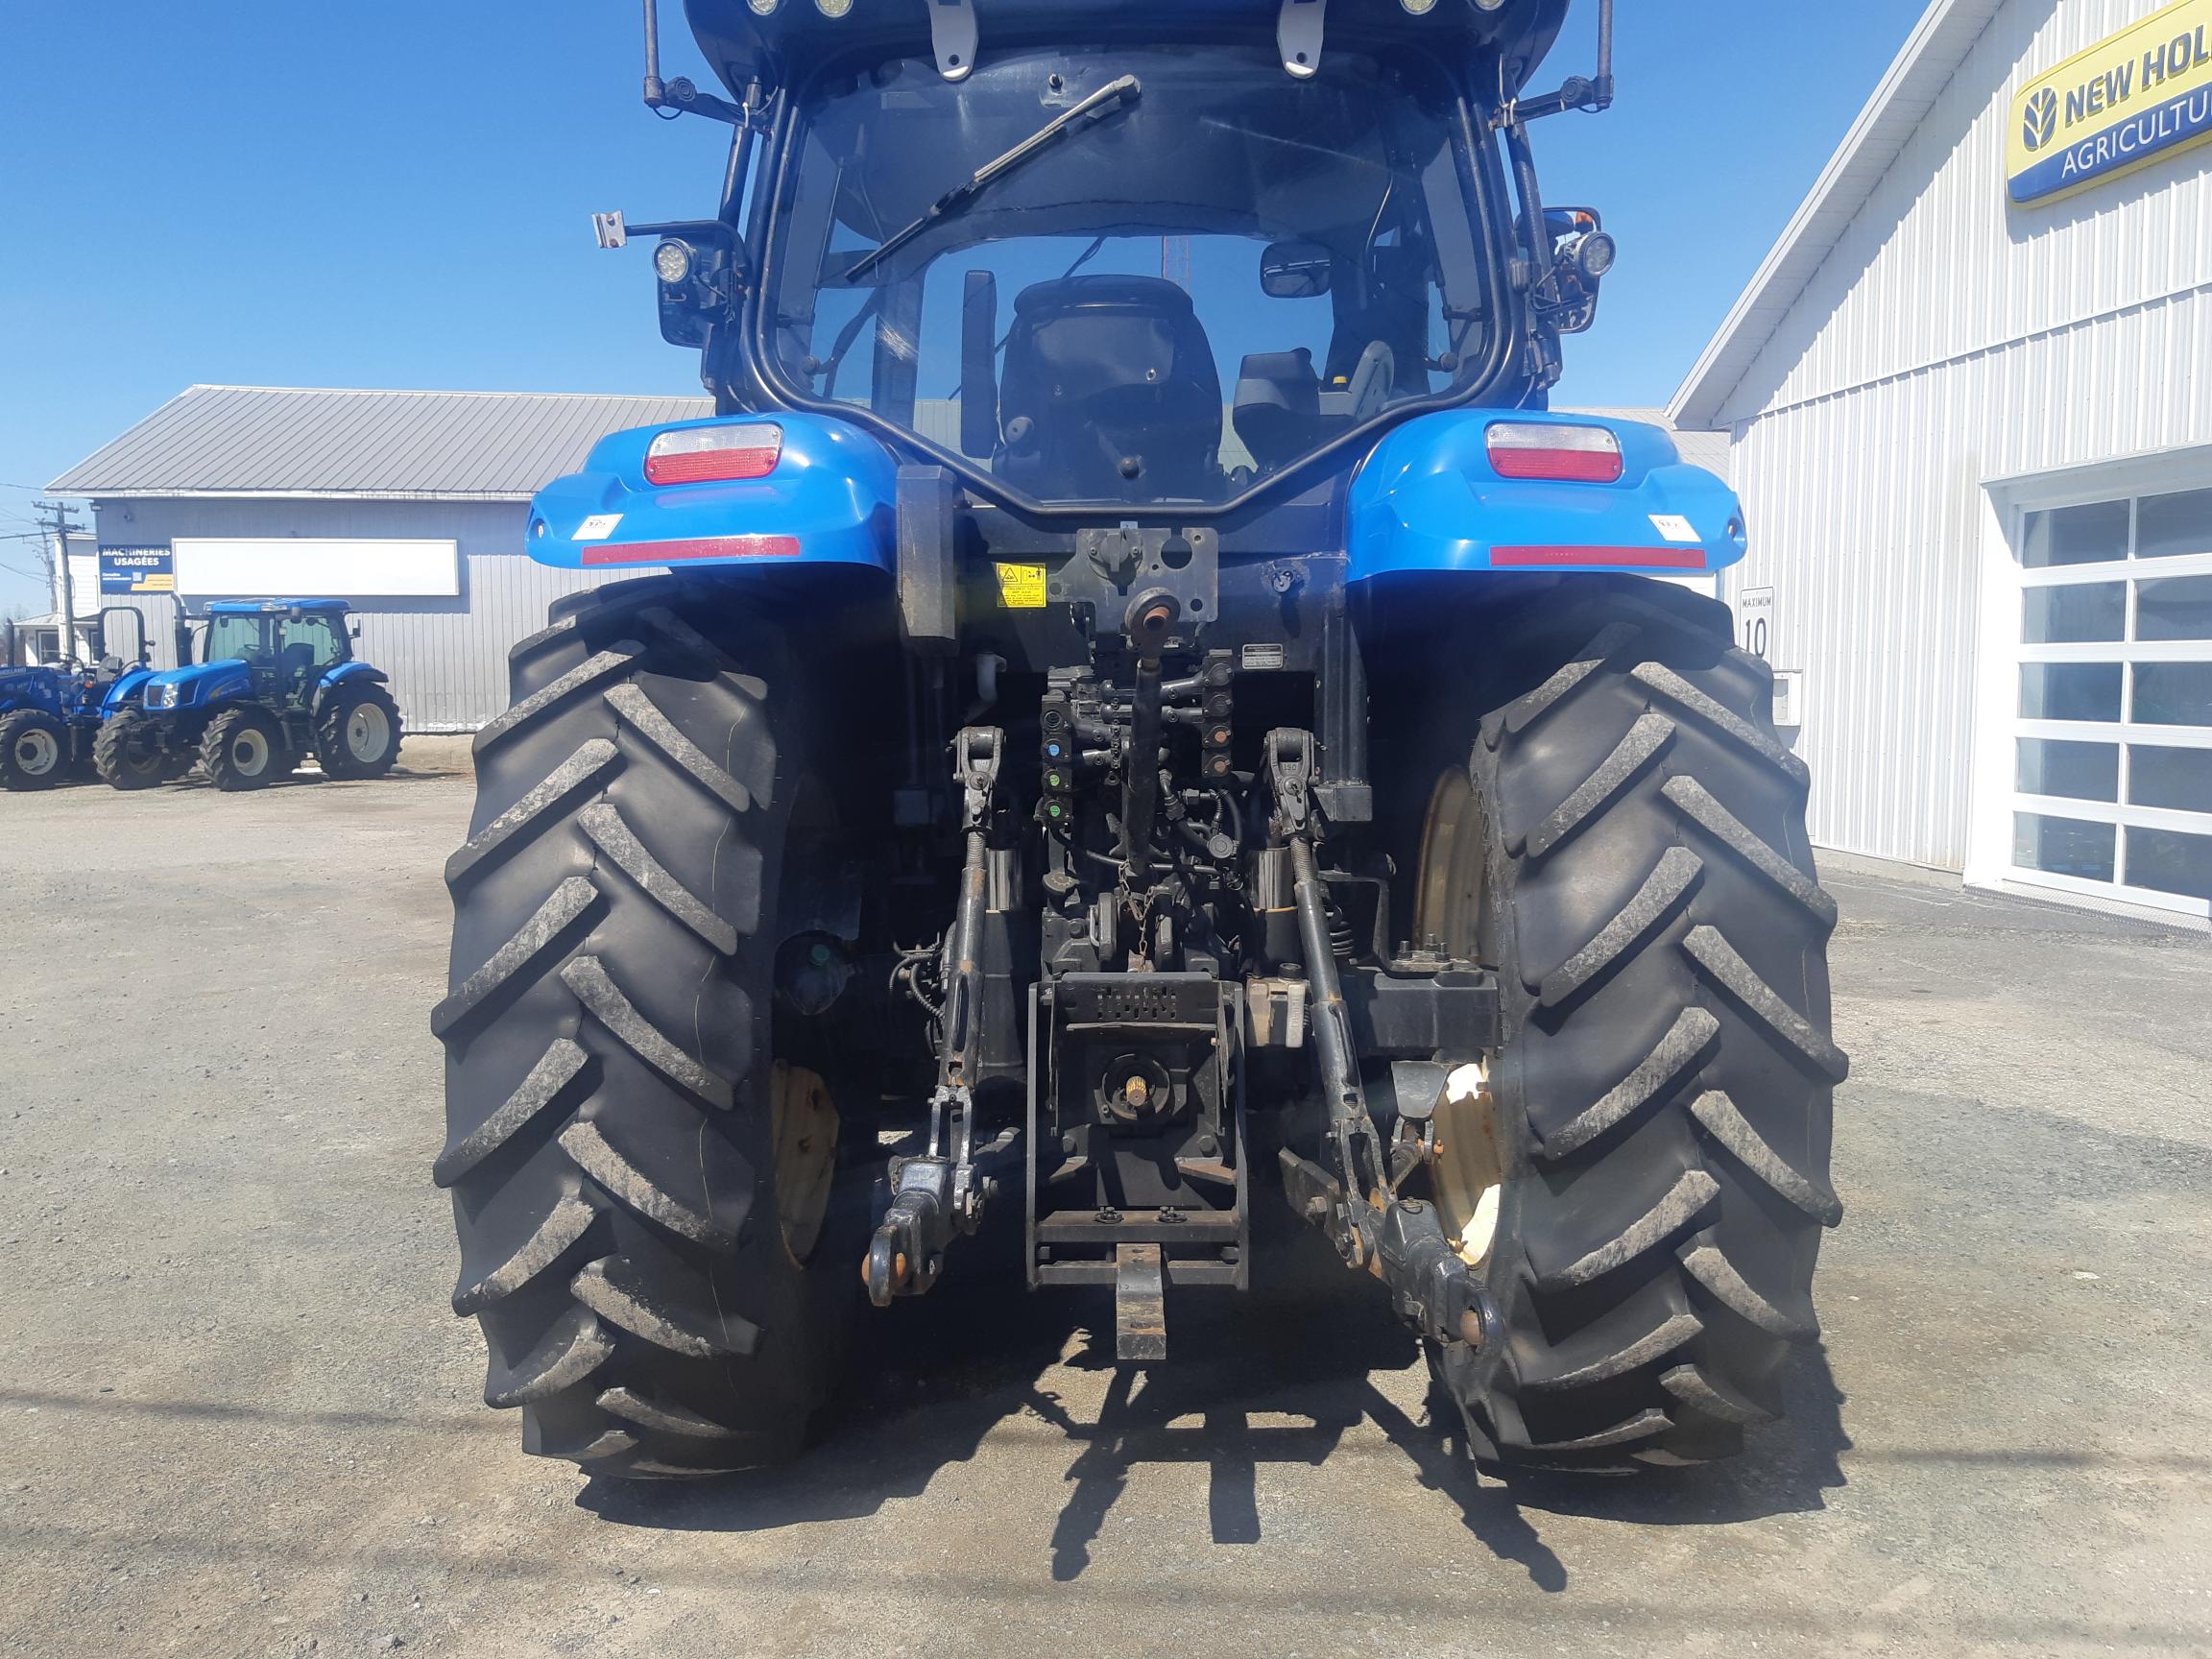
[654,240,695,285]
[1575,231,1619,280]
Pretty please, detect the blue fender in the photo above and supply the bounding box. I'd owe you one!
[319,661,389,692]
[313,661,390,717]
[100,665,157,716]
[1347,410,1746,581]
[525,413,898,573]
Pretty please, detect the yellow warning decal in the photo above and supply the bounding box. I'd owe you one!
[995,563,1048,609]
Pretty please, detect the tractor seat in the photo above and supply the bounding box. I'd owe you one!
[996,275,1221,502]
[276,642,318,685]
[1232,349,1322,473]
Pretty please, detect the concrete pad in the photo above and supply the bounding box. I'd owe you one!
[0,785,2206,1658]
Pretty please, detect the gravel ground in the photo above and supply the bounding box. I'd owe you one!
[2,767,2209,1658]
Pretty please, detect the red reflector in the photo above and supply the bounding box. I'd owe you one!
[1488,447,1627,483]
[643,422,782,485]
[1491,545,1706,569]
[644,445,781,485]
[582,535,802,565]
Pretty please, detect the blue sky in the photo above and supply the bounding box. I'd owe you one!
[0,1,1930,612]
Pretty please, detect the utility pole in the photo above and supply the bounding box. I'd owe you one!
[34,499,85,664]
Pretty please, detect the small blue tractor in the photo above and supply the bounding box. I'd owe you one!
[99,598,403,791]
[0,608,156,791]
[436,0,1846,1482]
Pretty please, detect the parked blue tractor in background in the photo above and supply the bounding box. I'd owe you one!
[436,0,1846,1484]
[0,608,156,791]
[98,599,403,791]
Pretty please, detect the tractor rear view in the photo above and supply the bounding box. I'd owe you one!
[435,0,1844,1480]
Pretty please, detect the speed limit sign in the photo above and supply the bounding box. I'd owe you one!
[1738,587,1775,661]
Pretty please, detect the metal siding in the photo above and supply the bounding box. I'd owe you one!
[1726,290,2212,870]
[50,387,715,499]
[1724,0,2212,426]
[1715,0,2212,871]
[97,497,620,730]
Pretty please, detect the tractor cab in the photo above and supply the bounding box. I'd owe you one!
[193,600,356,709]
[597,0,1609,527]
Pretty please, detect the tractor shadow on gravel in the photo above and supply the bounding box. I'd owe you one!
[157,766,457,793]
[577,1219,1848,1585]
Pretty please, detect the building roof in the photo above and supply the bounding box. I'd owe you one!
[1669,0,2007,430]
[47,385,715,502]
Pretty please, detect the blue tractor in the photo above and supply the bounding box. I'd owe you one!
[99,599,402,791]
[436,0,1845,1481]
[0,608,156,791]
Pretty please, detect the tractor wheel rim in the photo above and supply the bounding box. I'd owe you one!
[231,729,270,774]
[769,1061,840,1266]
[14,729,59,775]
[345,704,389,761]
[1414,767,1509,1267]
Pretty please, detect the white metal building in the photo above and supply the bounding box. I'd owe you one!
[48,386,713,730]
[1674,0,2212,925]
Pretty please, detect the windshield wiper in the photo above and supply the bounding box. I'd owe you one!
[841,74,1142,282]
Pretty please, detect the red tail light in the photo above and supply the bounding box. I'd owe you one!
[1485,422,1624,484]
[644,422,782,485]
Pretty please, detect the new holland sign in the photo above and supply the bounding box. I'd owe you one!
[2008,0,2212,204]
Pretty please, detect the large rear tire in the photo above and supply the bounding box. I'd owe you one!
[0,710,68,791]
[434,576,858,1478]
[315,684,402,780]
[1401,578,1845,1472]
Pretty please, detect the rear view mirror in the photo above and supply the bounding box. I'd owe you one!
[1260,240,1333,300]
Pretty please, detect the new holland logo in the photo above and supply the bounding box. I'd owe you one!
[2008,0,2212,204]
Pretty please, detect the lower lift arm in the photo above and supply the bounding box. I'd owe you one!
[867,727,1003,1304]
[1267,730,1502,1353]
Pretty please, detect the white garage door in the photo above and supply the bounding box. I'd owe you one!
[2008,485,2212,919]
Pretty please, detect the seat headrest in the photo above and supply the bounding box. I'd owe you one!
[1012,274,1198,319]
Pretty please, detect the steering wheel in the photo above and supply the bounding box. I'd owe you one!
[1347,340,1395,421]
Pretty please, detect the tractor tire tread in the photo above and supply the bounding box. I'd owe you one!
[314,682,404,780]
[1431,577,1842,1475]
[0,709,67,791]
[439,574,848,1479]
